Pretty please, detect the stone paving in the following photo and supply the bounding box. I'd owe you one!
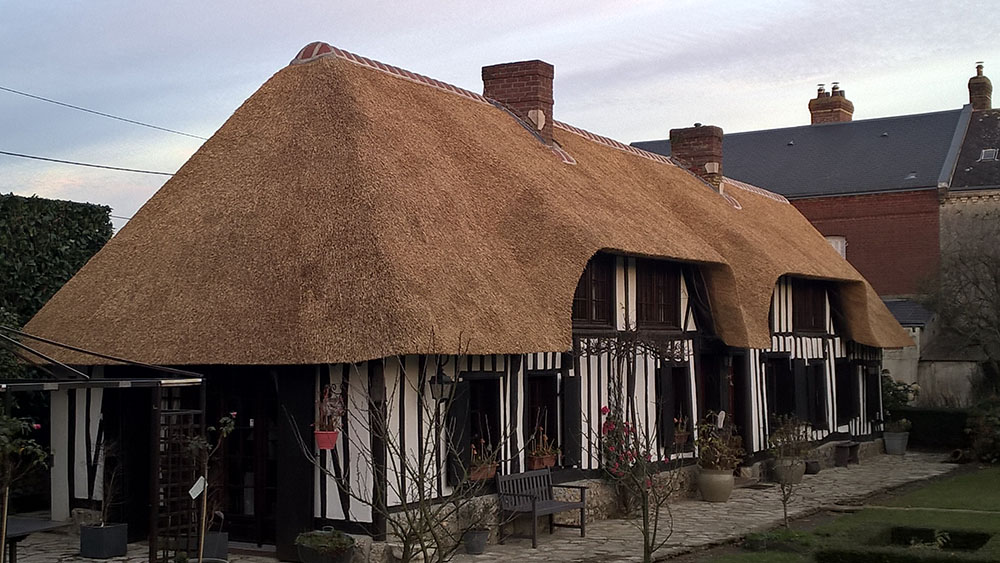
[452,452,956,563]
[14,452,956,562]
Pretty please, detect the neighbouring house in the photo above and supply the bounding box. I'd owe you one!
[21,42,909,560]
[633,64,999,405]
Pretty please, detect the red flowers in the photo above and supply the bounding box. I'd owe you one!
[601,406,610,415]
[32,423,41,430]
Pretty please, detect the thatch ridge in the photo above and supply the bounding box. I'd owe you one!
[24,46,911,365]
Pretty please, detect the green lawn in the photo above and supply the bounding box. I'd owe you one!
[701,467,1000,562]
[706,553,809,563]
[880,467,1000,512]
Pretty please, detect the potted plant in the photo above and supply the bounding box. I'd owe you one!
[295,528,355,563]
[767,415,810,485]
[315,384,345,450]
[525,425,559,470]
[694,411,744,503]
[0,415,47,562]
[673,416,690,447]
[883,418,912,455]
[468,438,497,481]
[186,412,236,563]
[80,442,127,559]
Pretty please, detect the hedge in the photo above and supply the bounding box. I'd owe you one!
[893,406,971,450]
[0,193,112,324]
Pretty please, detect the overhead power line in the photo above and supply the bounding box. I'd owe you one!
[0,150,174,176]
[0,85,208,140]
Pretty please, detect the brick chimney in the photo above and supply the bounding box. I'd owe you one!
[969,62,992,111]
[669,123,724,190]
[808,82,854,124]
[482,60,554,144]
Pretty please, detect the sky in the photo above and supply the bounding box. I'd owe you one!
[3,0,1000,231]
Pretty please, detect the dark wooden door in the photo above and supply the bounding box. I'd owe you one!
[213,372,278,546]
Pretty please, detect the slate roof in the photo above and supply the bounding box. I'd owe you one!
[632,108,971,198]
[882,298,933,327]
[952,109,1000,190]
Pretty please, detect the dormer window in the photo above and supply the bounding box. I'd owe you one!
[979,148,999,162]
[792,278,826,333]
[572,254,615,327]
[636,259,681,329]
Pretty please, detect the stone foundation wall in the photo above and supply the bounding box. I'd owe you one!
[370,464,699,562]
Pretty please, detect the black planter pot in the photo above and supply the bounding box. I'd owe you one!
[80,523,128,559]
[202,531,228,560]
[297,543,353,563]
[463,529,489,554]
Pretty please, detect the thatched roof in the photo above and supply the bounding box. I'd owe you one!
[24,44,911,365]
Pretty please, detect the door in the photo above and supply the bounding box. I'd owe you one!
[210,371,278,546]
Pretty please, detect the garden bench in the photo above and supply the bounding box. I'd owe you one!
[496,468,587,548]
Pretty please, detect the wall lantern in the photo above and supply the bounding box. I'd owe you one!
[429,366,455,402]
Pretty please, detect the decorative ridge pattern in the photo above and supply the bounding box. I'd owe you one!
[723,177,790,204]
[291,42,495,106]
[555,121,676,167]
[291,42,576,164]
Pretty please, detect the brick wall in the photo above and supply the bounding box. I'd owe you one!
[670,125,724,189]
[791,190,939,296]
[482,60,554,144]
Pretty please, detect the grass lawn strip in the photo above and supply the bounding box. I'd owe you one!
[703,468,1000,562]
[879,467,1000,512]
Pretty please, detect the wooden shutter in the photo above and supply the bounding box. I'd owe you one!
[835,361,860,426]
[654,367,676,449]
[865,368,881,419]
[559,375,583,468]
[808,363,827,429]
[447,381,471,486]
[793,359,809,420]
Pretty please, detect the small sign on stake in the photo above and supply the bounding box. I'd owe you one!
[188,475,207,500]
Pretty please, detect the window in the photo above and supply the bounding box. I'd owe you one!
[636,259,681,329]
[765,357,796,419]
[572,254,615,326]
[655,365,691,450]
[979,148,999,162]
[825,236,847,259]
[469,378,501,453]
[792,278,826,333]
[524,372,558,456]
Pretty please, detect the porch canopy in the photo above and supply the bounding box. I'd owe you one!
[0,325,205,563]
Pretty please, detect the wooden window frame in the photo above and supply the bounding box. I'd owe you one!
[636,259,681,330]
[572,254,615,328]
[792,278,826,334]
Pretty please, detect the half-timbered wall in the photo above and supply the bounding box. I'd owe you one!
[50,367,106,521]
[746,277,882,454]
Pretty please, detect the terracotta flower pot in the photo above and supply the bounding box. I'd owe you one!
[315,430,340,450]
[697,467,735,502]
[674,431,690,446]
[468,463,497,481]
[526,454,556,470]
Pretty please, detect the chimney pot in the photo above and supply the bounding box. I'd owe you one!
[969,62,992,111]
[809,82,853,124]
[483,60,555,144]
[669,124,724,190]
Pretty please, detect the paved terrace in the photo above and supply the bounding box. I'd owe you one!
[17,453,955,562]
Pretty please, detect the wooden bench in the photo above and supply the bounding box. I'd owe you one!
[496,468,587,548]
